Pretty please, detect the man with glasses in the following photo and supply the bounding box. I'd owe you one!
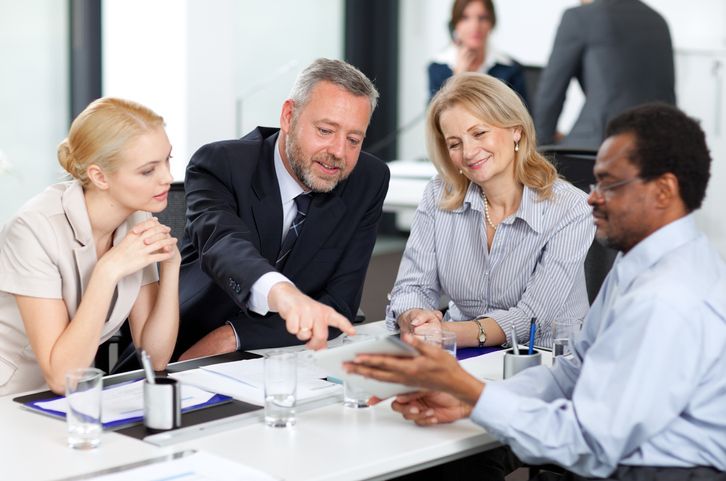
[347,103,726,480]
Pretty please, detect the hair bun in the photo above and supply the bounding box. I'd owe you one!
[57,139,77,178]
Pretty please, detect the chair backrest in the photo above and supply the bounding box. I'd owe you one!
[156,181,187,242]
[539,146,598,192]
[583,241,618,304]
[538,146,617,304]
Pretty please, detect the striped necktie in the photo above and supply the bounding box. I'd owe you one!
[276,192,312,269]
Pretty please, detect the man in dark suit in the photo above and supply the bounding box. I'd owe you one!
[176,58,390,359]
[534,0,675,149]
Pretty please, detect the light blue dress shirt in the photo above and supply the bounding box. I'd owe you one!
[472,214,726,477]
[388,177,594,348]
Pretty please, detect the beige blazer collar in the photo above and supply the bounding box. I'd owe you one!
[61,180,93,246]
[61,181,138,333]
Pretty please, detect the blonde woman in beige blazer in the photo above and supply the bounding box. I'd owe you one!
[0,98,180,396]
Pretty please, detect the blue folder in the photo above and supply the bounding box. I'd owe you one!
[22,378,232,430]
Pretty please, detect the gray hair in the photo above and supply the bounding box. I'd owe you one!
[288,58,379,116]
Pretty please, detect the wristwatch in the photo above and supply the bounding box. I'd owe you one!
[473,319,486,347]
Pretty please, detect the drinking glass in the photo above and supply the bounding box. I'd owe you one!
[552,319,582,364]
[65,367,104,449]
[416,328,457,357]
[264,351,297,427]
[342,334,373,408]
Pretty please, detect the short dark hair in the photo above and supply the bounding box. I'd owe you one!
[449,0,497,35]
[605,103,711,211]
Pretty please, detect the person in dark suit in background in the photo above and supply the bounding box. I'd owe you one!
[534,0,675,149]
[176,58,390,359]
[428,0,528,104]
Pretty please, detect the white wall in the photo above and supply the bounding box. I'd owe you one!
[103,0,343,181]
[0,1,68,224]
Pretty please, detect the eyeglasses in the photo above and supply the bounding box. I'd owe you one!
[588,177,641,197]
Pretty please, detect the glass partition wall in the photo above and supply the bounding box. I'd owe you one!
[0,1,69,223]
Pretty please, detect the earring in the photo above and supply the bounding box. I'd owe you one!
[514,141,520,152]
[458,169,463,175]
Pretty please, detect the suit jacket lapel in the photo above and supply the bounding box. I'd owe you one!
[250,132,284,264]
[101,221,138,339]
[283,192,346,278]
[62,182,97,296]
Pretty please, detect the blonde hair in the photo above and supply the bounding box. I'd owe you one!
[57,97,164,186]
[426,73,557,211]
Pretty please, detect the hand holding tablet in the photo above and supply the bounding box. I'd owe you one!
[313,335,419,400]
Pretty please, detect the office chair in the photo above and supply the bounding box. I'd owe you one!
[540,146,599,192]
[539,146,618,304]
[156,181,188,242]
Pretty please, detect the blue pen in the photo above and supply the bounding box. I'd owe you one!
[527,318,537,355]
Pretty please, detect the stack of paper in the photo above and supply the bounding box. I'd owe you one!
[68,450,279,481]
[30,380,225,428]
[171,357,340,406]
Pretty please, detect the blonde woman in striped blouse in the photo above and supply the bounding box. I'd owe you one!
[388,73,595,349]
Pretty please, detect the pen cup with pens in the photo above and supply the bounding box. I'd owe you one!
[143,378,182,431]
[503,318,542,379]
[140,350,181,431]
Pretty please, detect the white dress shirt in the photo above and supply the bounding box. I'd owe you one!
[245,139,305,315]
[471,215,726,477]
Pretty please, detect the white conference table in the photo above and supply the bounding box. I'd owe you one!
[0,323,550,481]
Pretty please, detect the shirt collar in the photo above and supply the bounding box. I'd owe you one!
[456,182,543,233]
[60,180,93,246]
[512,185,544,233]
[612,214,700,290]
[434,44,515,72]
[274,137,306,204]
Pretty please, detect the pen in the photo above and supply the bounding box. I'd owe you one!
[511,326,520,355]
[140,349,156,384]
[527,318,537,355]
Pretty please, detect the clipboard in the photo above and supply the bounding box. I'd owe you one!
[13,351,264,442]
[20,378,233,430]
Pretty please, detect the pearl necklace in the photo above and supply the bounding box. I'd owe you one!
[481,191,498,231]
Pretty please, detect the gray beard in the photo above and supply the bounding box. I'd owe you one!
[285,131,340,193]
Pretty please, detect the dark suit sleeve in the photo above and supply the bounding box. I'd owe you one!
[184,142,276,310]
[534,8,586,145]
[312,163,391,321]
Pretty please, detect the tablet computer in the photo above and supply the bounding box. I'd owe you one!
[313,335,420,399]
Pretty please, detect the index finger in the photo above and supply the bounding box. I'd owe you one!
[325,310,356,336]
[395,391,428,403]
